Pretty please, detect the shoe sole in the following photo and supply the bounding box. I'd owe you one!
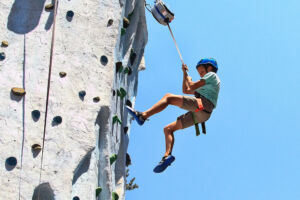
[126,106,144,125]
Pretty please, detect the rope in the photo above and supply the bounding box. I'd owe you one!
[167,23,184,65]
[39,0,59,185]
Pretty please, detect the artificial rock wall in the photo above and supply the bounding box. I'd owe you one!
[0,0,147,199]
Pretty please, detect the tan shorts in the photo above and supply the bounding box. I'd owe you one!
[178,96,211,129]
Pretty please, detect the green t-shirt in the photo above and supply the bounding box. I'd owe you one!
[195,72,220,107]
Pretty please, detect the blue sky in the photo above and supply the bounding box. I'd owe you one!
[127,0,300,199]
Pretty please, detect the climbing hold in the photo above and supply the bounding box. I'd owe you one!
[119,87,127,99]
[6,157,17,167]
[123,67,132,75]
[115,62,123,73]
[130,49,137,65]
[107,19,114,26]
[93,96,100,103]
[110,154,117,165]
[126,153,132,166]
[100,55,108,66]
[112,115,122,125]
[11,87,26,96]
[53,116,62,124]
[66,11,74,21]
[123,17,130,28]
[121,28,126,36]
[126,100,132,108]
[59,72,67,78]
[112,192,119,200]
[31,110,41,121]
[112,90,116,96]
[1,41,8,47]
[32,144,42,151]
[79,91,86,99]
[96,187,102,197]
[45,3,54,11]
[127,9,135,21]
[73,197,80,200]
[124,127,128,134]
[0,52,6,61]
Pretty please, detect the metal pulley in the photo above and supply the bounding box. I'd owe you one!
[146,0,175,26]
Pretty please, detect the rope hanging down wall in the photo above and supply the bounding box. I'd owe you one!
[39,0,59,184]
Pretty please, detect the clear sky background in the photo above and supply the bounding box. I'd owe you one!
[127,0,300,199]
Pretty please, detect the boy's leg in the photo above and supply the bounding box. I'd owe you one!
[163,119,183,157]
[142,93,184,119]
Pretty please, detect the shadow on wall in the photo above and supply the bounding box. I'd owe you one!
[32,182,55,200]
[7,0,54,34]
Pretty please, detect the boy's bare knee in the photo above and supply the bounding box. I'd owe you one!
[164,125,173,134]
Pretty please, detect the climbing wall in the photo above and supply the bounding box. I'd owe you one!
[0,0,147,199]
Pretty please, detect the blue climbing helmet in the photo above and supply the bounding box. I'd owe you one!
[196,58,218,73]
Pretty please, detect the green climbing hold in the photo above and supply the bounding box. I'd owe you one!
[59,72,67,78]
[119,87,127,99]
[115,62,123,73]
[110,154,117,165]
[1,41,8,47]
[130,49,137,65]
[11,87,26,96]
[95,187,102,197]
[112,192,119,200]
[45,3,54,10]
[123,17,130,28]
[123,67,132,75]
[112,115,122,125]
[121,28,126,36]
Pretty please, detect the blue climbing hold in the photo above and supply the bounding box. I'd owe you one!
[32,110,41,121]
[153,155,175,173]
[101,55,108,66]
[79,91,86,99]
[66,11,74,21]
[0,52,6,61]
[6,157,17,167]
[53,116,62,124]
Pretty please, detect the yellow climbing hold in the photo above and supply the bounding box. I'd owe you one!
[1,41,8,47]
[110,154,117,165]
[123,17,130,28]
[112,192,119,200]
[45,3,54,10]
[32,144,42,151]
[11,87,26,96]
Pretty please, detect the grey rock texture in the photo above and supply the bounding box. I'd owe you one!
[0,0,147,199]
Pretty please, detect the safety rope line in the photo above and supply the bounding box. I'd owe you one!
[39,0,59,185]
[18,35,27,200]
[167,23,184,65]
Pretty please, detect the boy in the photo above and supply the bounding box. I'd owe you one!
[126,58,221,173]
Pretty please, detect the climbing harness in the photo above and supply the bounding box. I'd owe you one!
[40,0,59,185]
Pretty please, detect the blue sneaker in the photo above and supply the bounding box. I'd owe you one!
[126,106,145,125]
[153,155,175,173]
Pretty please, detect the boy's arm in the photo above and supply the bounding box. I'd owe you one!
[182,64,195,94]
[182,64,206,93]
